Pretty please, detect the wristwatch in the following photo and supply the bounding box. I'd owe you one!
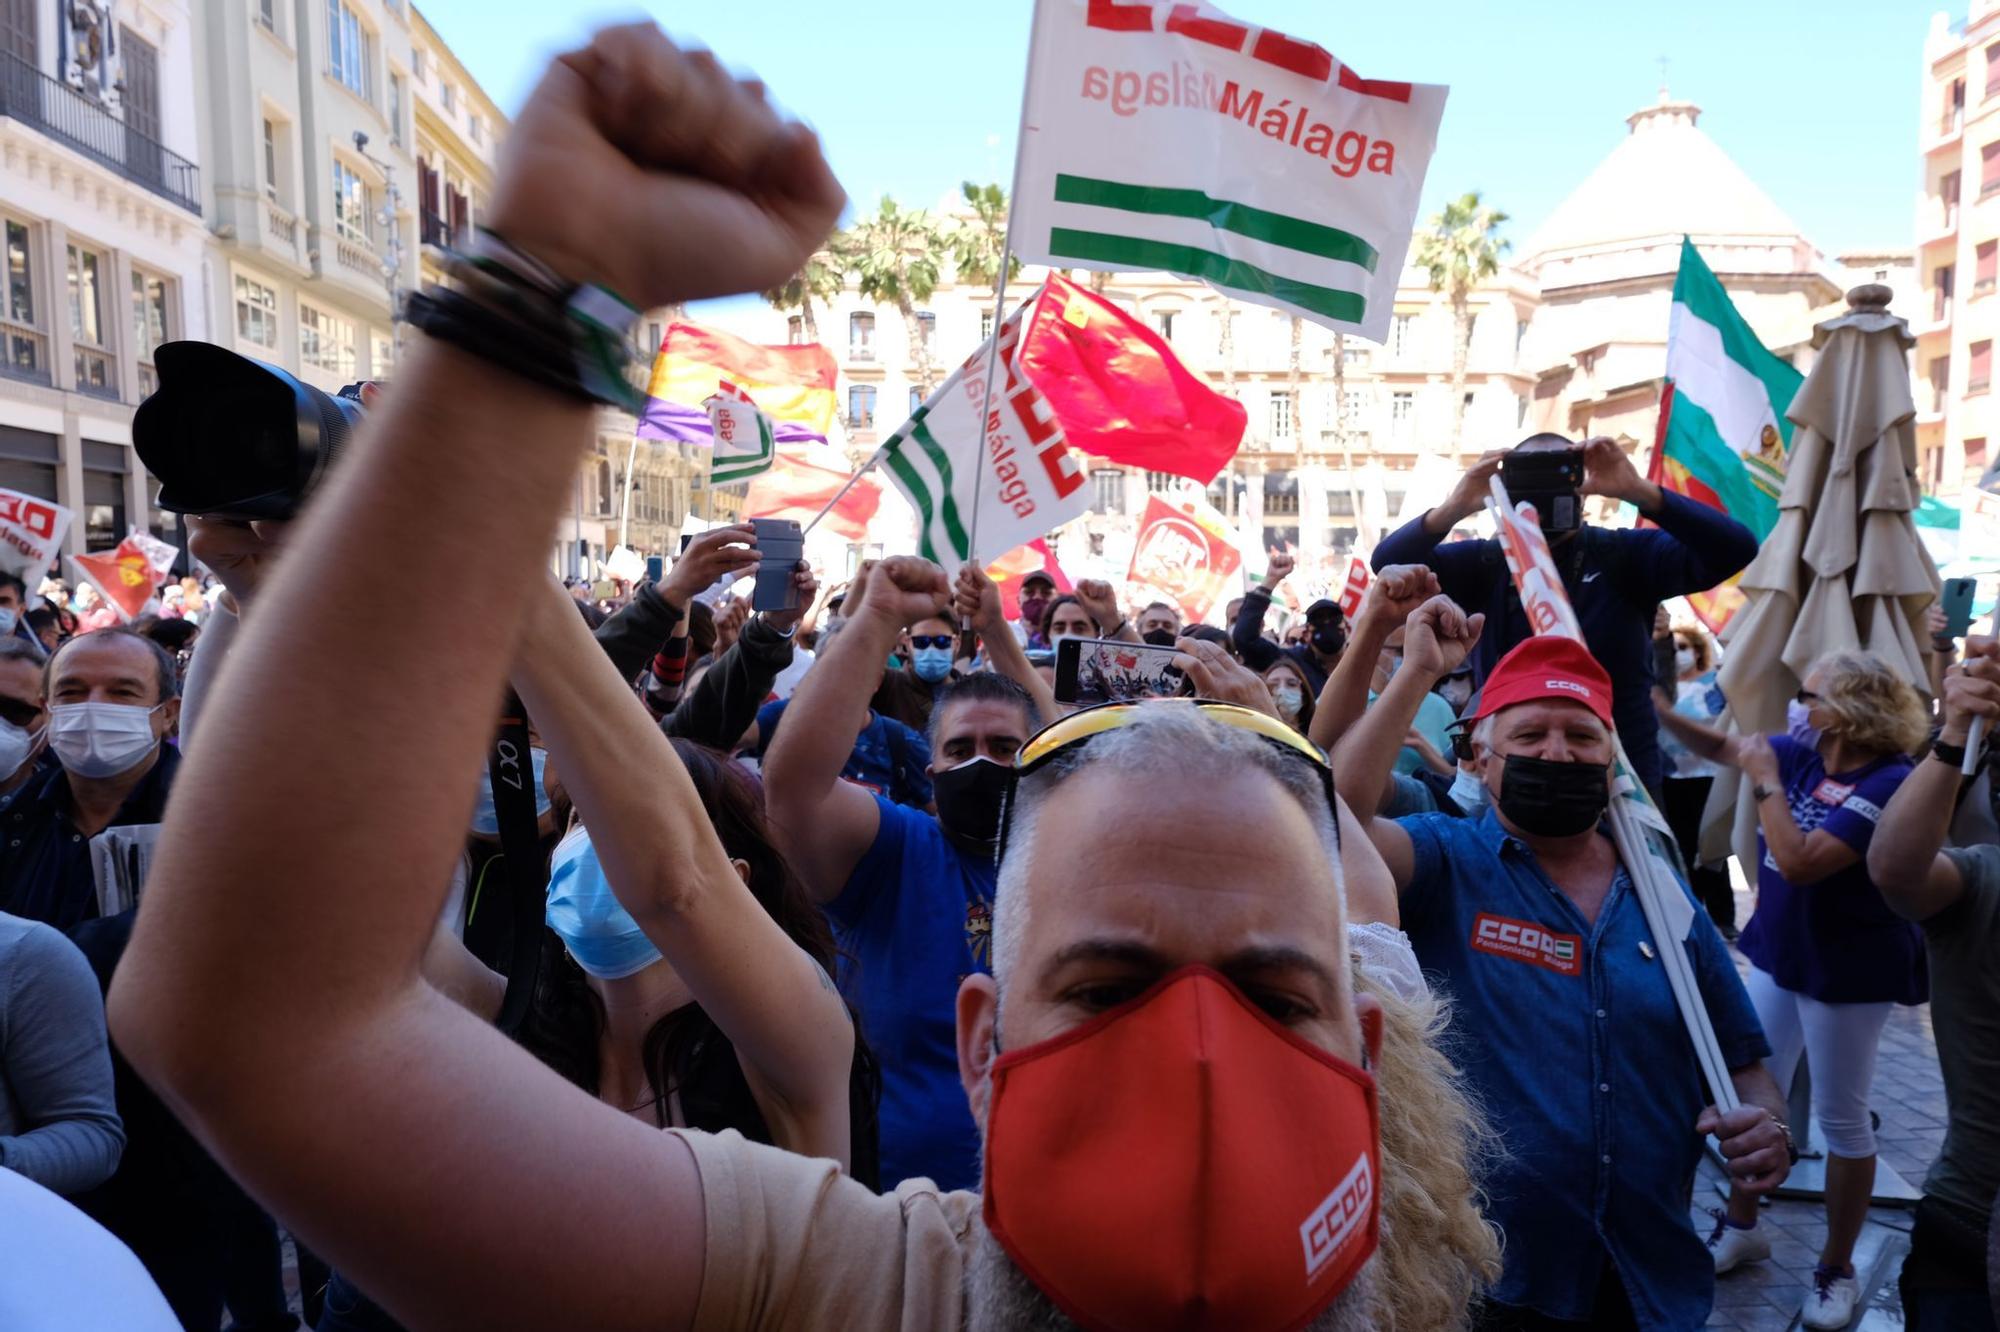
[1931,738,1968,768]
[1751,783,1780,804]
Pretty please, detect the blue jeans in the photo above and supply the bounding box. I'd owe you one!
[1898,1197,1995,1332]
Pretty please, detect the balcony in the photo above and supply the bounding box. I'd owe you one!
[73,345,116,399]
[0,318,49,386]
[335,233,382,278]
[0,52,200,214]
[420,208,450,249]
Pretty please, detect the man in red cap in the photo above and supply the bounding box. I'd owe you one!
[1336,590,1791,1332]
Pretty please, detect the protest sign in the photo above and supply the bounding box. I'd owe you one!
[1488,477,1737,1110]
[1126,491,1241,624]
[0,486,72,591]
[1337,556,1371,620]
[1011,0,1447,339]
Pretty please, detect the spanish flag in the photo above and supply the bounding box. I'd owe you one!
[638,323,839,445]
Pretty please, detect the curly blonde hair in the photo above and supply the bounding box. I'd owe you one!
[1355,961,1505,1332]
[1810,650,1928,758]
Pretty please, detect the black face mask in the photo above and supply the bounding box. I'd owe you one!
[1497,754,1610,837]
[1141,628,1179,648]
[932,756,1012,845]
[1309,622,1346,656]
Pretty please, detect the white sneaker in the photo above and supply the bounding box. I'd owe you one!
[1703,1209,1770,1274]
[1801,1268,1860,1329]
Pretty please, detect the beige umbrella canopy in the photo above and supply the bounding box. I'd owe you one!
[1701,284,1943,867]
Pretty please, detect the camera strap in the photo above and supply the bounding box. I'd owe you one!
[487,694,544,1035]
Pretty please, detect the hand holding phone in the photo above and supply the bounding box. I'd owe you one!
[1054,636,1191,706]
[1941,577,1978,640]
[750,518,805,613]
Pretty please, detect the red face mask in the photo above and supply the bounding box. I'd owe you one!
[982,966,1380,1332]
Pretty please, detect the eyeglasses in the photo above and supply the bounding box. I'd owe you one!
[1794,689,1821,705]
[910,634,956,650]
[1000,700,1339,863]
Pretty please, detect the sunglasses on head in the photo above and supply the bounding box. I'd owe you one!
[999,700,1339,864]
[1794,689,1821,705]
[910,634,955,650]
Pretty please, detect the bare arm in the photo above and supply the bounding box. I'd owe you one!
[1734,735,1861,885]
[1309,565,1438,755]
[1868,640,1997,920]
[1072,579,1137,644]
[1700,1064,1791,1196]
[764,556,950,905]
[107,28,844,1332]
[957,564,1060,727]
[1653,697,1734,763]
[1330,595,1482,820]
[513,574,854,1165]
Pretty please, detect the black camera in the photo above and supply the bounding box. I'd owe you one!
[1499,446,1585,536]
[132,341,367,521]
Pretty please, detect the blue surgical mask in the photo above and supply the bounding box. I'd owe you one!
[545,829,663,980]
[1785,698,1822,751]
[912,645,954,683]
[471,745,552,836]
[0,608,16,636]
[1448,767,1488,815]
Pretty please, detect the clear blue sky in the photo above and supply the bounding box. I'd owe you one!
[419,0,1946,260]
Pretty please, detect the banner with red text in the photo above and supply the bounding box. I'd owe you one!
[0,487,71,592]
[1126,492,1242,624]
[1337,556,1371,620]
[1012,0,1447,340]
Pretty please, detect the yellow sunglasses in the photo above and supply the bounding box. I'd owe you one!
[999,700,1340,863]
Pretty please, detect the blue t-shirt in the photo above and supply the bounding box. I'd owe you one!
[830,796,994,1192]
[1399,810,1769,1330]
[1736,734,1927,1006]
[754,700,933,809]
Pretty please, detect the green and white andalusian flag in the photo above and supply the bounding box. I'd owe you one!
[876,306,1089,575]
[1009,0,1447,339]
[704,381,776,485]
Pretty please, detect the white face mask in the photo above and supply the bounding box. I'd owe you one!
[1449,767,1488,814]
[0,714,41,778]
[48,701,163,779]
[1674,648,1696,676]
[0,607,17,636]
[1270,682,1303,717]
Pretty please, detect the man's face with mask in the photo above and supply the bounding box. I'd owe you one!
[1479,700,1614,839]
[956,760,1384,1331]
[1017,579,1055,634]
[928,698,1031,843]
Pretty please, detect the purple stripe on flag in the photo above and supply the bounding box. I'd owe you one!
[638,396,827,446]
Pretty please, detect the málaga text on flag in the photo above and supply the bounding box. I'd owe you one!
[1649,238,1803,631]
[0,486,71,590]
[1009,0,1447,340]
[639,322,838,445]
[877,306,1090,576]
[1014,272,1245,484]
[745,450,884,544]
[705,382,777,485]
[1126,491,1242,624]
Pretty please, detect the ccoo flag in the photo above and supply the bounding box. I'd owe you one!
[879,307,1090,576]
[1649,238,1804,629]
[1009,0,1447,340]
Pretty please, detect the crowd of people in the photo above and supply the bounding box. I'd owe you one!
[0,24,1996,1332]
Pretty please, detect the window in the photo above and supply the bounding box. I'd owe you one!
[1390,313,1413,357]
[67,244,113,396]
[332,160,370,244]
[130,268,171,394]
[300,303,357,378]
[1262,471,1300,517]
[412,47,426,82]
[388,73,405,145]
[235,274,279,348]
[469,115,483,145]
[847,384,876,427]
[915,310,936,353]
[1929,355,1951,413]
[1091,468,1127,514]
[980,310,994,342]
[327,0,370,98]
[1390,391,1414,436]
[1154,309,1177,340]
[786,314,804,344]
[1982,143,2000,198]
[1937,263,1956,321]
[370,330,394,376]
[1971,340,1992,394]
[1269,393,1291,440]
[442,80,456,114]
[849,311,874,360]
[1943,170,1963,228]
[1327,490,1356,516]
[1947,77,1967,135]
[1978,243,1996,296]
[909,385,924,414]
[1515,319,1528,356]
[258,0,276,31]
[1968,437,1989,472]
[262,118,280,200]
[1987,44,2000,99]
[1343,387,1366,422]
[2,218,42,381]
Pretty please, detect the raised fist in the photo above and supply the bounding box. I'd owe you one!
[855,556,951,628]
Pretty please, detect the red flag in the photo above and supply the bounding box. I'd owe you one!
[1337,557,1371,621]
[71,535,169,621]
[1016,274,1247,485]
[1126,494,1242,625]
[987,538,1073,620]
[744,451,882,543]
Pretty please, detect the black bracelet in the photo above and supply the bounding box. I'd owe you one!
[1931,739,1968,768]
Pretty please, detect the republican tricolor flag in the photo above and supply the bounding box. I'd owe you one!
[640,323,838,446]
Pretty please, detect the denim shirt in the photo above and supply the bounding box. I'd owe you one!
[1399,809,1769,1330]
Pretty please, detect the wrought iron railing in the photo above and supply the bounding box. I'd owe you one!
[0,52,200,214]
[0,318,48,386]
[420,209,450,248]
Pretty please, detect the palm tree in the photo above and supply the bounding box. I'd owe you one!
[849,195,946,396]
[950,181,1018,295]
[760,246,847,344]
[1287,315,1305,465]
[1414,191,1510,462]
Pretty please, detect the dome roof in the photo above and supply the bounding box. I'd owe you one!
[1519,94,1813,269]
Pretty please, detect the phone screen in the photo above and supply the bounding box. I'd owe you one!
[1054,637,1189,705]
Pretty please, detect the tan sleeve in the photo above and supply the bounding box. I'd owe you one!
[680,1129,975,1332]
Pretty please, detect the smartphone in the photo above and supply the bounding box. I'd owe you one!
[1941,576,1978,639]
[645,555,665,585]
[1054,636,1191,706]
[750,517,805,613]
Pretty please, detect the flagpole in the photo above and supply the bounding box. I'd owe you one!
[959,0,1048,640]
[801,444,888,536]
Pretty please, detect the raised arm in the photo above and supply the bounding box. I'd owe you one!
[764,556,950,904]
[1575,434,1757,599]
[1229,552,1291,670]
[513,573,853,1165]
[1073,579,1138,644]
[107,27,844,1332]
[1309,564,1438,755]
[1732,734,1862,885]
[1652,697,1736,764]
[660,567,815,749]
[956,564,1061,726]
[1373,450,1503,567]
[1868,639,1998,920]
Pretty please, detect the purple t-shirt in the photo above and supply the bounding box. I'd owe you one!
[1737,734,1927,1005]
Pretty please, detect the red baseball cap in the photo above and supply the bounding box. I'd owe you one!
[1471,637,1615,726]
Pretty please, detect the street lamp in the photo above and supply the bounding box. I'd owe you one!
[351,131,407,322]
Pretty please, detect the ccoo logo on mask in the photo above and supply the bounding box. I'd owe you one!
[1300,1152,1374,1281]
